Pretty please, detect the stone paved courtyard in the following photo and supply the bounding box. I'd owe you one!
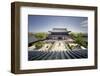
[51,41,67,51]
[28,40,88,60]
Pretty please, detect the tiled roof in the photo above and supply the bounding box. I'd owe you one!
[51,28,68,32]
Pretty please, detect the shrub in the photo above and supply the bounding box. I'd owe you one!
[34,41,44,49]
[67,43,72,50]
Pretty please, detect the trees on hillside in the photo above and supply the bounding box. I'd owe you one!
[34,33,48,40]
[34,33,48,49]
[70,33,87,48]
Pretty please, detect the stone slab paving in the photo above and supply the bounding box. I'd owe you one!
[28,41,69,52]
[51,41,67,51]
[38,43,52,51]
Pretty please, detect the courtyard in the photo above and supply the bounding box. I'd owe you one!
[28,28,88,61]
[28,40,88,60]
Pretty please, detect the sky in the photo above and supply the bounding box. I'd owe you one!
[28,15,88,33]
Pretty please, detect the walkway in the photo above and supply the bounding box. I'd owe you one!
[51,41,67,51]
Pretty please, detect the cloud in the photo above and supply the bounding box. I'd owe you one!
[80,20,88,28]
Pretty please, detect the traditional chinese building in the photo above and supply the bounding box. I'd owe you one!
[48,28,71,40]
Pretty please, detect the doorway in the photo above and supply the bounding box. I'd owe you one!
[58,37,62,40]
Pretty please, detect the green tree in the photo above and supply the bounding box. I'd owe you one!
[34,32,47,49]
[34,32,48,40]
[74,33,87,48]
[34,41,45,49]
[70,32,77,38]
